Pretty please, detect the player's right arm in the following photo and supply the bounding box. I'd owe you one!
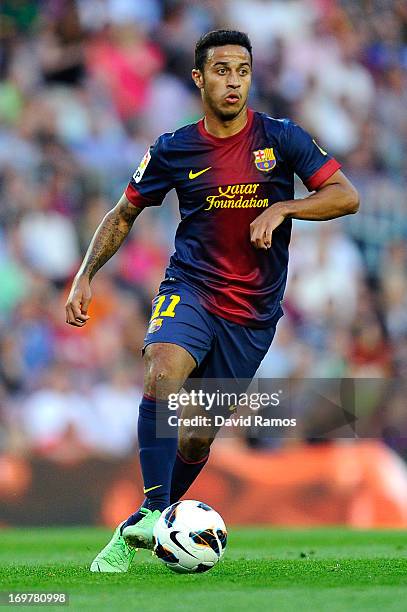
[65,194,142,327]
[66,135,173,327]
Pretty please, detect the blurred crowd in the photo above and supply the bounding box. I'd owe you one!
[0,0,406,460]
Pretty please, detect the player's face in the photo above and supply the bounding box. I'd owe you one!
[192,45,252,121]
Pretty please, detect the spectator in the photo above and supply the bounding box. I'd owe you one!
[0,0,405,458]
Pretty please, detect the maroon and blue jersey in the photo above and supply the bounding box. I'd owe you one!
[125,109,340,328]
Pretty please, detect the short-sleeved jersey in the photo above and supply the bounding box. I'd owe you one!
[125,109,341,328]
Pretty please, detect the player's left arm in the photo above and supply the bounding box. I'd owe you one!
[250,169,359,249]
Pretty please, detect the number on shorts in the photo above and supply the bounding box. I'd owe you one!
[151,294,180,320]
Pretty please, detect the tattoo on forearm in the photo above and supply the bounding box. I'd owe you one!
[80,201,140,280]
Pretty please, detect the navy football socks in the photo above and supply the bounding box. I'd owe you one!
[122,449,209,530]
[121,396,210,532]
[170,450,209,504]
[138,394,178,513]
[121,394,177,531]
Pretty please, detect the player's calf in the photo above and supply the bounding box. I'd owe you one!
[179,431,213,463]
[169,429,213,504]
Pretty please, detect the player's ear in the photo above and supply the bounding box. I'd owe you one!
[192,69,204,90]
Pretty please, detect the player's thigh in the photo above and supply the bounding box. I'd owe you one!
[197,317,279,380]
[143,280,215,397]
[178,311,283,453]
[190,310,283,414]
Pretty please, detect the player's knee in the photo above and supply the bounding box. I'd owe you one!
[144,359,174,395]
[143,344,194,396]
[179,432,212,462]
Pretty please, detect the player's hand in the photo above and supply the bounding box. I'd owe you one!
[65,276,92,327]
[250,202,288,249]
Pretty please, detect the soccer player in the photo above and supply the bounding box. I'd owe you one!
[65,30,359,572]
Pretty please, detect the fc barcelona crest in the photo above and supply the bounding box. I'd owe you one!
[253,148,276,172]
[148,317,163,334]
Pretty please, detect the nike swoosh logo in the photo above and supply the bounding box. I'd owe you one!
[143,484,162,494]
[169,530,197,558]
[189,167,211,180]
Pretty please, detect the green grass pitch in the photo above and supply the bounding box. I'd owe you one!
[1,528,406,611]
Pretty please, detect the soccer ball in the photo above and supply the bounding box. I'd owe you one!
[153,500,227,573]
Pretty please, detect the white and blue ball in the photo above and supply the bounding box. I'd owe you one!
[153,500,227,574]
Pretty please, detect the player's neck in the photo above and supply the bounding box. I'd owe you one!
[203,107,249,139]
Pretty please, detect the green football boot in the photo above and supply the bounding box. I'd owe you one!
[122,508,161,550]
[90,522,136,573]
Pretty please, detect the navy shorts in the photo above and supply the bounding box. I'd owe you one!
[143,279,283,382]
